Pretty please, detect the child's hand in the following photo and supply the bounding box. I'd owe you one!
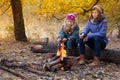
[57,38,62,42]
[83,37,88,42]
[80,33,85,39]
[63,38,67,42]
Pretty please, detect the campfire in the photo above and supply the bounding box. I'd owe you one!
[43,39,78,72]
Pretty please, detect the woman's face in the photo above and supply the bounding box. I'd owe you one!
[92,9,99,19]
[66,20,74,27]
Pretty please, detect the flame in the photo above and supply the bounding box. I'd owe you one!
[56,41,67,71]
[56,42,67,61]
[61,67,64,71]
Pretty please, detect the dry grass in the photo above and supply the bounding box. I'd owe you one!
[0,1,87,42]
[0,13,63,42]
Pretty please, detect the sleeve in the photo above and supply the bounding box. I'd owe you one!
[87,21,107,38]
[58,28,65,38]
[82,21,90,35]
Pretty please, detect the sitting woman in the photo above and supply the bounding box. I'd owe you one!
[57,13,79,56]
[78,5,108,66]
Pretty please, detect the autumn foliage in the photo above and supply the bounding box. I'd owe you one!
[0,0,120,40]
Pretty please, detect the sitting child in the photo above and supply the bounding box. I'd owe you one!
[57,13,79,56]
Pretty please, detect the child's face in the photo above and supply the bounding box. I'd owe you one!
[66,20,74,27]
[92,9,99,19]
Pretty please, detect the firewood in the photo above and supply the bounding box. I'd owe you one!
[50,63,64,72]
[31,42,57,53]
[31,44,43,50]
[47,58,61,67]
[23,67,46,76]
[47,53,56,58]
[43,58,61,69]
[30,44,44,53]
[0,59,26,68]
[0,58,17,64]
[0,65,29,80]
[47,56,59,62]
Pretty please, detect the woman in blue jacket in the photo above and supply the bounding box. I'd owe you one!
[78,5,108,66]
[58,13,79,56]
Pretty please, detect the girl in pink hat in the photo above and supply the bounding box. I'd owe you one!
[57,13,79,56]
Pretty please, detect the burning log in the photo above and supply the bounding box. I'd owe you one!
[43,39,67,71]
[43,55,79,71]
[63,56,78,66]
[43,58,61,70]
[43,39,80,71]
[47,55,59,62]
[49,63,64,72]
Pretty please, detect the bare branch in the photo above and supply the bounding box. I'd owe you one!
[1,4,11,16]
[82,0,100,15]
[52,14,65,20]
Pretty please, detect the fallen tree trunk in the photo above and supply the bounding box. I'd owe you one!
[85,46,120,64]
[30,42,57,53]
[31,43,120,64]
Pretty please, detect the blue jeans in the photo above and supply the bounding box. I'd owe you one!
[78,36,107,57]
[65,39,78,50]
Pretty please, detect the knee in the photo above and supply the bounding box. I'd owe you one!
[76,39,80,44]
[77,38,84,44]
[66,40,72,46]
[93,36,101,41]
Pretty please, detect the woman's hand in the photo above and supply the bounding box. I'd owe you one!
[80,33,85,39]
[83,37,88,42]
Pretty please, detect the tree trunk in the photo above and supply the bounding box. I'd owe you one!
[10,0,27,42]
[31,42,120,64]
[85,46,120,64]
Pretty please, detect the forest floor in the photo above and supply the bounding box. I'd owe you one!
[0,37,120,80]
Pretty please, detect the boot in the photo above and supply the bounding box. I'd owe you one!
[79,54,85,65]
[89,56,100,66]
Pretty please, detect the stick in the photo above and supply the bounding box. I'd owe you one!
[0,65,29,80]
[48,56,59,62]
[23,67,43,75]
[50,63,64,72]
[45,58,61,68]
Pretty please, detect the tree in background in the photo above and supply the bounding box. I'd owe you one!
[37,0,120,38]
[10,0,27,42]
[0,0,27,42]
[104,0,120,38]
[36,0,99,20]
[0,0,120,40]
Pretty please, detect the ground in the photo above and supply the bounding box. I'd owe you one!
[0,38,120,80]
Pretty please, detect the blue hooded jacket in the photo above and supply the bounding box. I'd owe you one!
[58,25,79,41]
[82,18,108,44]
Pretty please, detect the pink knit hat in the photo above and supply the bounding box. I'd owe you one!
[66,13,77,21]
